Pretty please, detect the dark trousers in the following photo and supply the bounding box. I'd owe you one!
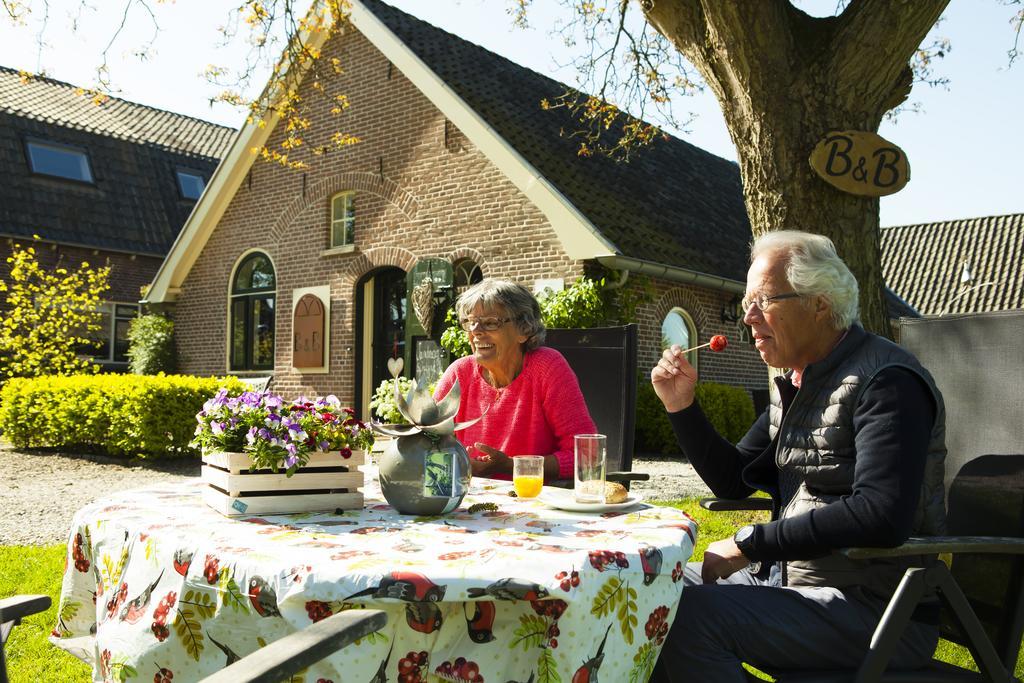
[650,562,938,682]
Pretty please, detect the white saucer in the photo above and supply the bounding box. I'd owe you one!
[537,488,645,512]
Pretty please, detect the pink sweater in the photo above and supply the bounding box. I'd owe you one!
[433,347,596,480]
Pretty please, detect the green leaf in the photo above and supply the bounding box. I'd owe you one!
[536,647,561,683]
[173,606,205,661]
[590,576,624,618]
[510,614,548,652]
[629,642,657,683]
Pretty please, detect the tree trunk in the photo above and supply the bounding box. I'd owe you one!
[642,0,950,336]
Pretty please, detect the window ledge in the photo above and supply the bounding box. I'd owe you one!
[320,244,357,257]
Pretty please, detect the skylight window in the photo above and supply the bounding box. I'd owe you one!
[176,170,206,200]
[25,140,94,183]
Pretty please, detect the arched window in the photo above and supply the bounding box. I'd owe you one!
[230,252,276,371]
[662,307,698,366]
[330,191,355,247]
[453,258,483,295]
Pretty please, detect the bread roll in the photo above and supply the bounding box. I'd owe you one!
[579,480,628,503]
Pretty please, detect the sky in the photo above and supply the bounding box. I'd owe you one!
[1,0,1021,227]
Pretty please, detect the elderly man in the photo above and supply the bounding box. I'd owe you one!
[650,231,946,680]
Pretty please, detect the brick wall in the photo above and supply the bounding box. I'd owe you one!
[172,28,767,405]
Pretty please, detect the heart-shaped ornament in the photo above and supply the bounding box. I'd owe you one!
[387,356,404,378]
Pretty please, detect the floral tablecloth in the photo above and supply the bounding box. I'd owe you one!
[52,471,697,683]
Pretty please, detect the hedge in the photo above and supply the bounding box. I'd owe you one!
[0,374,246,458]
[635,374,758,455]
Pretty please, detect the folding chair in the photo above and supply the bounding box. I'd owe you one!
[199,609,386,683]
[702,310,1024,682]
[1,594,51,683]
[545,324,648,488]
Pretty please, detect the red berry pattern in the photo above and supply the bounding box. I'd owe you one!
[645,605,671,645]
[105,582,128,620]
[589,549,628,571]
[151,591,177,641]
[203,555,220,584]
[72,533,90,573]
[671,561,684,583]
[396,650,428,683]
[153,667,174,683]
[435,657,483,683]
[554,568,581,592]
[305,600,332,623]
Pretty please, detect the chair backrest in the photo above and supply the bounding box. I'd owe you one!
[900,310,1024,667]
[545,324,638,475]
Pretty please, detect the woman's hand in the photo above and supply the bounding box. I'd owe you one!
[471,443,514,477]
[651,345,699,412]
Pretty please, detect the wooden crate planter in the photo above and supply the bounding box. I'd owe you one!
[201,450,365,516]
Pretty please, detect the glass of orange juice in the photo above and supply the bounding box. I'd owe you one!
[513,456,545,498]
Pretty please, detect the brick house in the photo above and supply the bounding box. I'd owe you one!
[145,0,769,416]
[0,66,234,369]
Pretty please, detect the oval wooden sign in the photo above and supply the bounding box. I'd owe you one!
[809,130,910,197]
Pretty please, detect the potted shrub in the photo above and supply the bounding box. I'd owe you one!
[192,390,374,516]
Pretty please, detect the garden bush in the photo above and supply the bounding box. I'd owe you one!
[0,373,246,458]
[635,375,757,455]
[126,314,177,375]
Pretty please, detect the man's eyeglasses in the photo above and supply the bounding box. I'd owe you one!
[460,316,513,332]
[740,292,803,313]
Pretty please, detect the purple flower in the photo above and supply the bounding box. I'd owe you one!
[319,440,329,451]
[285,454,299,468]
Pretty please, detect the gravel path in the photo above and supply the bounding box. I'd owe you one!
[0,444,709,546]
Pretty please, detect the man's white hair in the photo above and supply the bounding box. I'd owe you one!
[750,230,860,329]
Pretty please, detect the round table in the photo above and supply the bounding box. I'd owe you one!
[52,471,697,682]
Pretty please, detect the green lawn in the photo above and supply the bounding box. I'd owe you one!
[2,500,1021,681]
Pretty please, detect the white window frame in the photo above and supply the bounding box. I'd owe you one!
[93,302,141,364]
[330,191,355,248]
[662,307,698,367]
[25,139,94,183]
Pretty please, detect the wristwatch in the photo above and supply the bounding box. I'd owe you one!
[733,524,756,559]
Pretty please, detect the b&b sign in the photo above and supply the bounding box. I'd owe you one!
[809,130,910,197]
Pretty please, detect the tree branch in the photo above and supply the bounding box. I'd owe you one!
[829,0,949,107]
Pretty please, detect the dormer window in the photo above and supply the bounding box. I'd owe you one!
[176,170,206,200]
[330,192,355,247]
[25,139,94,183]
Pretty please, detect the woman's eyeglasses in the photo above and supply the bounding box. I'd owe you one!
[740,292,802,312]
[460,316,512,332]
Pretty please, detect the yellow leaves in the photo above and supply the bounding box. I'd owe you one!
[18,70,34,84]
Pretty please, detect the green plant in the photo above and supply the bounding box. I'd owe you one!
[0,239,110,382]
[369,376,418,424]
[439,308,471,358]
[0,374,247,458]
[191,390,374,473]
[635,376,757,454]
[126,314,177,374]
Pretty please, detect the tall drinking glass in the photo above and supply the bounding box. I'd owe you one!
[574,434,607,503]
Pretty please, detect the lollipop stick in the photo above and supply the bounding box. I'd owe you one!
[678,341,711,354]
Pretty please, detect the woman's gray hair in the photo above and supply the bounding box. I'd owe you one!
[455,279,546,351]
[751,230,860,329]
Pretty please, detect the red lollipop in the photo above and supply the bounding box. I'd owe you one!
[677,335,728,355]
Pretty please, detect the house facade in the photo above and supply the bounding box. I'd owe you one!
[146,0,768,417]
[0,66,234,368]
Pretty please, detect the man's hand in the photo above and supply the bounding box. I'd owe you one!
[651,345,699,412]
[700,537,751,584]
[471,443,513,477]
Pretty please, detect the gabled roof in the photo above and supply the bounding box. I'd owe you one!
[882,213,1024,316]
[0,66,236,255]
[0,66,235,159]
[148,0,751,302]
[359,0,751,283]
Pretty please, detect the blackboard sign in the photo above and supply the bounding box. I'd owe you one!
[415,338,447,386]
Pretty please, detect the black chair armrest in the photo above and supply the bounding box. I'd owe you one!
[841,535,1024,560]
[700,497,773,512]
[0,595,51,625]
[607,471,650,483]
[199,609,387,683]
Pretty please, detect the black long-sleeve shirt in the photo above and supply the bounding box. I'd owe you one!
[669,368,936,562]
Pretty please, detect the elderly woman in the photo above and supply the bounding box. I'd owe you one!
[433,279,596,480]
